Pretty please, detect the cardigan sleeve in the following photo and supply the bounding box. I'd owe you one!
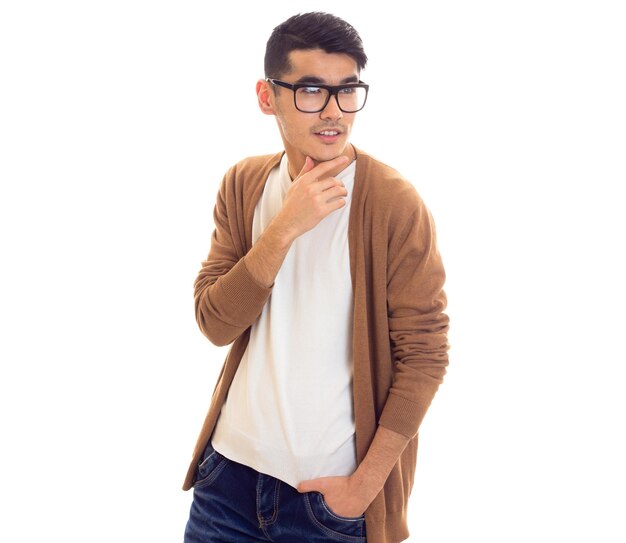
[378,187,450,438]
[193,168,274,347]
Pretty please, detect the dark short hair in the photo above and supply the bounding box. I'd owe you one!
[264,12,368,79]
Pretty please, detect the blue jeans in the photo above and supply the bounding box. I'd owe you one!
[184,441,367,542]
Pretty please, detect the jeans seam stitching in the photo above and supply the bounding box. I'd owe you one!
[303,493,366,542]
[193,458,228,489]
[255,474,273,539]
[268,479,280,524]
[320,495,365,522]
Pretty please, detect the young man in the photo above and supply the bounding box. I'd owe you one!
[183,12,449,543]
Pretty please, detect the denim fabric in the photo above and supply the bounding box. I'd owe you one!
[184,441,367,542]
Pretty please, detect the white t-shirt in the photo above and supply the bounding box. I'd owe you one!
[211,154,357,488]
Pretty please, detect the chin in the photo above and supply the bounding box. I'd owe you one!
[312,145,348,163]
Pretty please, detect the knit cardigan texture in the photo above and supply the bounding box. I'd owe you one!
[183,147,450,543]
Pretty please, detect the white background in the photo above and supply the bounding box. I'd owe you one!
[1,1,625,541]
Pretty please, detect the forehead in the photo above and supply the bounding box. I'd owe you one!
[285,49,359,84]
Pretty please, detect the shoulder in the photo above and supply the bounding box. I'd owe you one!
[354,148,426,218]
[224,152,283,180]
[218,152,283,200]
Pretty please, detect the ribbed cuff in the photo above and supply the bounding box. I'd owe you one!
[378,393,424,439]
[218,257,273,321]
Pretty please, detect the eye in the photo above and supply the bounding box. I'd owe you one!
[300,86,323,95]
[338,87,355,95]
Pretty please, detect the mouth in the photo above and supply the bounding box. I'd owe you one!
[314,128,343,143]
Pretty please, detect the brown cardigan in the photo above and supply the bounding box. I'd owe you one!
[183,147,449,543]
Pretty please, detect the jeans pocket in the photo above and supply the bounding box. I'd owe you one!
[193,441,229,489]
[319,493,366,522]
[304,491,366,541]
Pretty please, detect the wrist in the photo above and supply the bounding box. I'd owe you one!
[268,215,296,247]
[349,468,383,506]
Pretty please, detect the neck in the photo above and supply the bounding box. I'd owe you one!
[287,145,356,181]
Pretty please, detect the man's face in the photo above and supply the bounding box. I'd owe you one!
[261,49,361,168]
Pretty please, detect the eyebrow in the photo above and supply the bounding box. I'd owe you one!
[293,75,360,85]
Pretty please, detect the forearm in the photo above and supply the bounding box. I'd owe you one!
[243,216,295,288]
[352,425,410,502]
[194,218,294,345]
[296,425,410,517]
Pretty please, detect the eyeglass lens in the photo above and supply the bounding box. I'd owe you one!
[295,86,367,112]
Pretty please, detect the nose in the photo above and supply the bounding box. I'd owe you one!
[319,93,343,121]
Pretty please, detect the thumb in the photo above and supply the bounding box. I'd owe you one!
[297,478,325,494]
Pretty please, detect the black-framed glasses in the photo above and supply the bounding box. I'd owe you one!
[266,78,369,113]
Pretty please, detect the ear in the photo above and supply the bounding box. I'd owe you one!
[256,79,276,116]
